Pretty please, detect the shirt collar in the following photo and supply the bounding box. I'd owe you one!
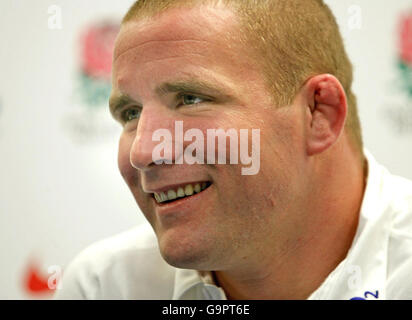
[172,268,227,300]
[308,149,392,299]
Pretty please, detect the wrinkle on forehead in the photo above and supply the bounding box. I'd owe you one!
[114,39,210,66]
[113,4,239,62]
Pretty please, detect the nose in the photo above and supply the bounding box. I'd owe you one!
[129,106,178,171]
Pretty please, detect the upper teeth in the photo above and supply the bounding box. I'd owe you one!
[154,182,208,203]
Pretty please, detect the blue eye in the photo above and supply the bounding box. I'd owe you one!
[121,108,141,122]
[182,94,204,105]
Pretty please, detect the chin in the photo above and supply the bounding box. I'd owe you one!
[157,229,218,270]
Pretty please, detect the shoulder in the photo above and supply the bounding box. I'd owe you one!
[53,223,176,299]
[383,171,412,237]
[366,151,412,234]
[382,172,412,298]
[361,152,412,299]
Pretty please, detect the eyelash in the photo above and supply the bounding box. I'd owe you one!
[178,93,208,106]
[119,94,209,123]
[120,108,141,123]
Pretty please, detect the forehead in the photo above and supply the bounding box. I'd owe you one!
[113,5,239,62]
[110,4,271,108]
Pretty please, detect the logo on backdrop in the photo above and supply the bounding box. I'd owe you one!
[22,259,62,297]
[0,96,3,136]
[383,10,412,133]
[398,12,412,97]
[77,21,118,106]
[64,20,120,143]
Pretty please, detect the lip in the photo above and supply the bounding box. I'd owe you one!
[152,182,213,216]
[145,181,211,194]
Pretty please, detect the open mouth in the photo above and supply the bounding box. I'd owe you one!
[152,181,212,205]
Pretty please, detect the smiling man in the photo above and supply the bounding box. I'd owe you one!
[55,0,412,300]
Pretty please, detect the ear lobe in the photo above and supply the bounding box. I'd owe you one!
[304,74,348,156]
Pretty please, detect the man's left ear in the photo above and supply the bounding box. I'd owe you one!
[303,74,348,156]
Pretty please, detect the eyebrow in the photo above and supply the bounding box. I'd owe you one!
[110,78,232,116]
[155,79,225,97]
[109,94,136,116]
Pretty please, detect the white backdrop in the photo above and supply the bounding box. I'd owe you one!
[0,0,411,299]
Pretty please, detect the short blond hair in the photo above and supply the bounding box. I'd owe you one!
[122,0,363,153]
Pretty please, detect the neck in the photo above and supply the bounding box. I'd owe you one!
[214,140,366,300]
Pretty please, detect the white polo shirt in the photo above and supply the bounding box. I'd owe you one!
[53,151,412,300]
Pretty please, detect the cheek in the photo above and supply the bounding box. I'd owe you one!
[118,133,137,186]
[118,133,151,214]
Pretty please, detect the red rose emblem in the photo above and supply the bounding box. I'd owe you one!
[80,22,120,80]
[400,12,412,66]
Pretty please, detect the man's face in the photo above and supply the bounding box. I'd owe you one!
[111,5,308,270]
